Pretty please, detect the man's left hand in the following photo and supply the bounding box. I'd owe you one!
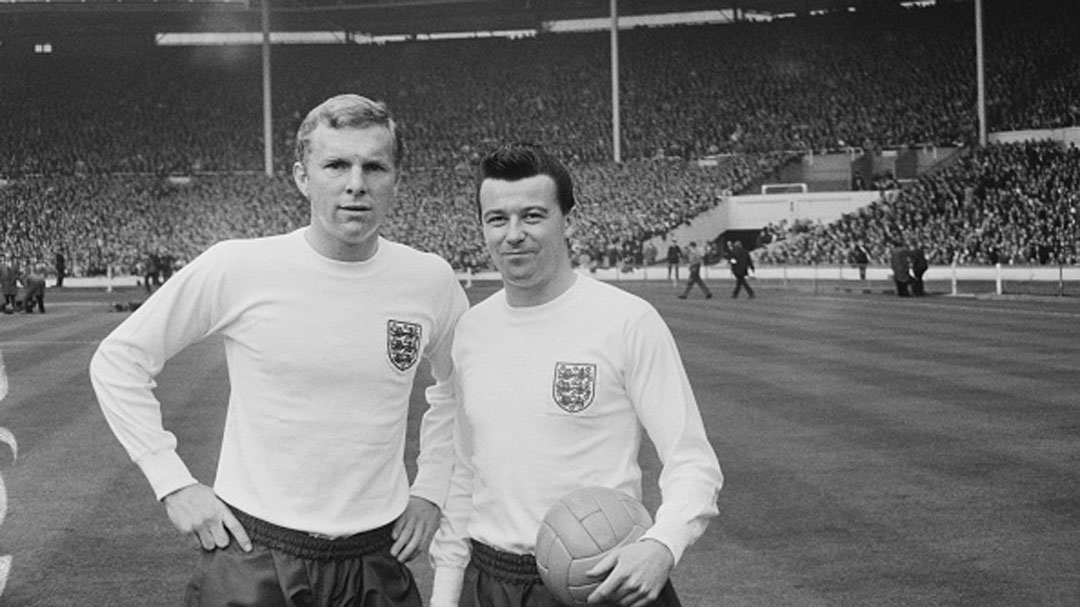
[586,539,675,607]
[390,496,439,562]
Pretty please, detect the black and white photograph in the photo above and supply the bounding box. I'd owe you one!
[0,1,1078,606]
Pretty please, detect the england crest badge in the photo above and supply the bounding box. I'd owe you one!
[552,362,597,413]
[387,320,422,372]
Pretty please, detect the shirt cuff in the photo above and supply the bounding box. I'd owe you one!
[411,463,452,510]
[135,448,198,501]
[639,528,687,566]
[430,564,467,607]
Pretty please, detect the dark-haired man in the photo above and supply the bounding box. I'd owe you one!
[728,241,755,299]
[430,142,722,607]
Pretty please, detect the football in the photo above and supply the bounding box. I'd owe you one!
[535,487,653,607]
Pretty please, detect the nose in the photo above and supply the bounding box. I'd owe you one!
[344,166,366,196]
[505,218,527,243]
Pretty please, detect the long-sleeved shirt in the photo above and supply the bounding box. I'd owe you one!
[91,228,468,536]
[430,274,722,605]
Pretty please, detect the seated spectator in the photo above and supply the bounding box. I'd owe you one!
[763,141,1079,267]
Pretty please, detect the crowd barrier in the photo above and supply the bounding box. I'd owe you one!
[57,262,1080,298]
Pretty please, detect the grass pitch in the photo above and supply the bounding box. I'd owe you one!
[0,279,1077,606]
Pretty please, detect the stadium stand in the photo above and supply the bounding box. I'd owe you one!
[1,0,1078,277]
[760,140,1080,267]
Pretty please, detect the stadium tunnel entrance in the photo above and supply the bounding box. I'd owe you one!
[715,229,767,257]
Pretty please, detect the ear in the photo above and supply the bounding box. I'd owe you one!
[562,211,580,251]
[292,161,309,198]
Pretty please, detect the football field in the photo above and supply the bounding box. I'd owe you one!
[0,279,1077,606]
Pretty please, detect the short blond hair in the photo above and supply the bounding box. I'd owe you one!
[294,94,404,168]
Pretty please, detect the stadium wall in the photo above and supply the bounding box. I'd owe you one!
[722,191,881,229]
[777,152,855,192]
[649,190,881,252]
[989,126,1080,147]
[778,148,959,192]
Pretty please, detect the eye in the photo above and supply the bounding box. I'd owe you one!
[364,161,390,173]
[524,210,548,223]
[484,214,508,227]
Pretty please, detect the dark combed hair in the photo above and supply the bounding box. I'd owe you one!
[476,142,576,216]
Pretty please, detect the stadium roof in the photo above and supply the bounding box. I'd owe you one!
[0,0,922,38]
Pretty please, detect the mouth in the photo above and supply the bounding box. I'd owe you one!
[338,204,373,214]
[501,250,535,259]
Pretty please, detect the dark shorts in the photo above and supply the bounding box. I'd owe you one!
[460,540,681,607]
[184,506,421,607]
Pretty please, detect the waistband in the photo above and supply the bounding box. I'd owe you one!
[470,539,543,586]
[229,505,395,561]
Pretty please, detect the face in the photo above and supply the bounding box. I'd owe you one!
[293,123,398,262]
[479,174,575,306]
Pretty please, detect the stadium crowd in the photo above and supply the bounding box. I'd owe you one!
[760,140,1080,267]
[0,153,785,276]
[1,0,1079,277]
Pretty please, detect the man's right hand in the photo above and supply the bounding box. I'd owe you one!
[162,483,252,552]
